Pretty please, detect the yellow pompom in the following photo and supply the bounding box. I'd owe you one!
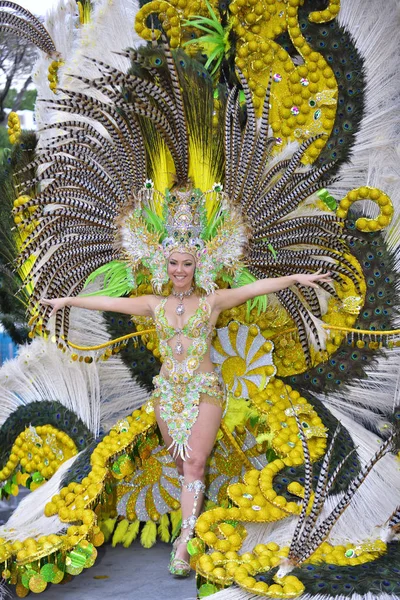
[170,509,182,537]
[157,513,171,543]
[99,517,117,543]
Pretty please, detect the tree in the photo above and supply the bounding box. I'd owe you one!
[0,32,37,124]
[5,88,37,111]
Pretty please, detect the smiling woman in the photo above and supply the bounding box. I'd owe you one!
[41,188,331,575]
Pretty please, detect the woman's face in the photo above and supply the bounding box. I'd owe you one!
[167,252,196,290]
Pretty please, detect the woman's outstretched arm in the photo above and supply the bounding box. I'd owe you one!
[40,294,154,317]
[213,271,332,313]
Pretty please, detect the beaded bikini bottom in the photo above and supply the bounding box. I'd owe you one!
[152,371,224,460]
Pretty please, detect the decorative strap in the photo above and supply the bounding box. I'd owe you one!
[180,479,206,543]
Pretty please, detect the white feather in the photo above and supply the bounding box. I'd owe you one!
[0,282,150,435]
[331,0,400,258]
[0,454,78,541]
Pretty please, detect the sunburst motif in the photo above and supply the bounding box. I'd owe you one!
[115,433,180,522]
[211,322,276,399]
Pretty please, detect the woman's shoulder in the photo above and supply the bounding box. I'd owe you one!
[147,294,167,312]
[201,291,221,317]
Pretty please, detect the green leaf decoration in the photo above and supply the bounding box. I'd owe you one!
[317,188,338,210]
[249,415,260,428]
[266,447,279,463]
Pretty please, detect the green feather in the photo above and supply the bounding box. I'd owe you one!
[234,268,268,319]
[183,0,229,75]
[82,261,134,297]
[142,206,166,236]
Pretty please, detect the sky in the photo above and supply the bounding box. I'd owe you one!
[17,0,60,17]
[0,0,60,89]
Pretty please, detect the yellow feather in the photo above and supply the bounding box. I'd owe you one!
[151,144,175,212]
[99,517,117,543]
[157,513,171,543]
[122,520,141,548]
[188,139,217,193]
[170,509,182,538]
[222,396,266,432]
[142,125,175,215]
[140,520,157,548]
[112,519,130,547]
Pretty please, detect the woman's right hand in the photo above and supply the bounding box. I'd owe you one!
[40,297,69,317]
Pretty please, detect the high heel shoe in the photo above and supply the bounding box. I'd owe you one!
[168,538,191,578]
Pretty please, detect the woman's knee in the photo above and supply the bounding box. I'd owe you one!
[183,454,208,480]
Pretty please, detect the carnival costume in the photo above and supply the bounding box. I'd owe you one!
[153,295,224,459]
[0,0,399,599]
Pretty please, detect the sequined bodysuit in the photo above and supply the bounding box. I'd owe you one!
[151,296,225,460]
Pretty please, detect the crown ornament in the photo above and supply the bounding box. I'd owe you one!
[162,188,205,258]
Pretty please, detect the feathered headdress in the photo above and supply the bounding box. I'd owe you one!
[117,182,247,294]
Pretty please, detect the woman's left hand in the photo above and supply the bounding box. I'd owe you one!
[294,270,332,289]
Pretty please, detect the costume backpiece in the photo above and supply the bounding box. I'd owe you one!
[0,0,399,599]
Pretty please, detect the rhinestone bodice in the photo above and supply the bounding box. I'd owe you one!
[154,296,214,380]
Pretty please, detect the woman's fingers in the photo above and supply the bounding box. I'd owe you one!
[313,272,332,283]
[40,298,63,316]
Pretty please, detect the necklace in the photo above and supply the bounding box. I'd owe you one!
[172,286,194,316]
[171,286,194,354]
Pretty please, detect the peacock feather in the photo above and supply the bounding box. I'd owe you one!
[286,221,400,397]
[104,311,160,392]
[0,400,93,470]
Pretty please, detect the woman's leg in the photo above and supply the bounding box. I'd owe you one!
[175,401,223,561]
[154,403,184,476]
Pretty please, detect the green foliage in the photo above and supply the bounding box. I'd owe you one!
[0,125,11,155]
[4,88,37,111]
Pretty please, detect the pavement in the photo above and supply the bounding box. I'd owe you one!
[7,541,197,600]
[2,502,196,600]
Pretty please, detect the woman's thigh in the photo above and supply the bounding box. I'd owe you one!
[186,399,223,460]
[154,396,223,465]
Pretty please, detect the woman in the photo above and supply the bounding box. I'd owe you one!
[42,253,331,577]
